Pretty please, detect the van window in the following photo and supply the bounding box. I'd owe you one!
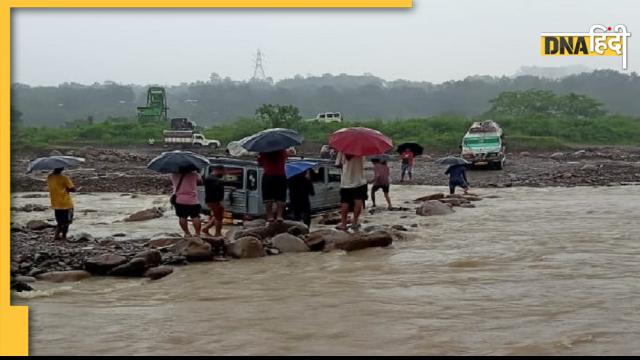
[311,167,325,183]
[327,113,333,118]
[247,170,258,191]
[319,114,326,119]
[221,166,244,189]
[328,167,341,183]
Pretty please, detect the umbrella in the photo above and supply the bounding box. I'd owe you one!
[227,139,256,157]
[239,128,303,153]
[27,156,85,173]
[397,142,424,156]
[147,150,210,173]
[434,156,470,166]
[285,161,317,179]
[329,127,393,156]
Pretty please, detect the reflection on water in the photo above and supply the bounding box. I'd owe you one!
[11,186,640,355]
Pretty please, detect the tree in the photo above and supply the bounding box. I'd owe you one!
[10,105,22,129]
[486,89,606,119]
[255,104,302,129]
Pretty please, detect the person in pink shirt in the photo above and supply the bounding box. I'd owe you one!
[170,166,203,237]
[400,148,415,182]
[370,158,392,209]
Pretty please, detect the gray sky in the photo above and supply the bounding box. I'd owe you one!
[12,0,640,86]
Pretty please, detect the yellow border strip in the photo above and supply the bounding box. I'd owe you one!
[0,0,412,356]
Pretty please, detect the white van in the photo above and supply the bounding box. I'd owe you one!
[307,112,343,123]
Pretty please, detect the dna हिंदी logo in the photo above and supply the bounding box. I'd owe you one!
[541,25,631,69]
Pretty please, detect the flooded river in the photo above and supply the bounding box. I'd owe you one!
[11,185,640,355]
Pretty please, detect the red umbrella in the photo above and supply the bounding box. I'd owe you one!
[329,127,393,156]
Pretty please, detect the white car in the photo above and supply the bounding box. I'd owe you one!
[306,112,343,123]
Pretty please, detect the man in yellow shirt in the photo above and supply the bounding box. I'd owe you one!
[46,168,77,240]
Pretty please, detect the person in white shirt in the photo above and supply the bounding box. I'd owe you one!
[335,152,367,230]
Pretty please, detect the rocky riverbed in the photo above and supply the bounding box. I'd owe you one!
[11,146,640,194]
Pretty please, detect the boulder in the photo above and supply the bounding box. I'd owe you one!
[84,254,128,275]
[226,236,265,259]
[72,232,95,242]
[11,279,33,292]
[133,250,162,268]
[144,266,174,280]
[270,233,310,253]
[304,229,352,251]
[391,224,408,232]
[14,276,36,283]
[414,193,445,202]
[550,152,564,160]
[36,270,91,283]
[123,207,164,222]
[243,219,267,228]
[147,237,182,249]
[335,230,393,252]
[416,200,455,216]
[26,220,55,231]
[175,237,213,262]
[108,258,148,277]
[283,220,309,236]
[233,221,290,240]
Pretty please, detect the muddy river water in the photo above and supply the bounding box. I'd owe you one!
[11,185,640,355]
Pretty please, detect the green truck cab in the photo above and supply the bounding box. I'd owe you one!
[460,120,505,170]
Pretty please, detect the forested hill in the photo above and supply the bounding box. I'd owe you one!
[11,69,640,127]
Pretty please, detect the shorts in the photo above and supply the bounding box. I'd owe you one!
[54,209,74,225]
[371,184,390,194]
[401,163,413,174]
[340,184,368,204]
[262,174,287,203]
[175,203,201,219]
[207,202,224,220]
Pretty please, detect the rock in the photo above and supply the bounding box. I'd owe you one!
[581,164,598,171]
[265,248,281,256]
[84,254,128,275]
[26,220,55,231]
[304,229,352,251]
[438,198,466,206]
[201,237,227,256]
[133,250,162,268]
[123,207,164,222]
[244,219,267,228]
[335,230,393,252]
[233,221,290,241]
[10,224,26,233]
[109,258,148,277]
[410,224,418,228]
[462,195,482,202]
[72,232,94,242]
[573,150,588,157]
[318,212,341,225]
[550,152,564,160]
[391,225,408,232]
[226,236,265,259]
[520,151,531,157]
[416,200,455,216]
[36,270,91,283]
[460,203,476,208]
[12,204,48,212]
[270,233,310,253]
[148,237,182,249]
[283,220,310,236]
[112,233,127,237]
[175,237,213,262]
[20,193,47,198]
[14,276,36,283]
[144,266,174,280]
[11,279,33,292]
[10,262,19,274]
[414,193,445,202]
[27,268,44,277]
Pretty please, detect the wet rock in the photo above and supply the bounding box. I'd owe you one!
[284,220,309,236]
[318,212,341,225]
[36,270,91,283]
[244,219,266,228]
[460,203,476,208]
[84,254,128,275]
[581,164,598,171]
[148,237,182,249]
[133,250,162,268]
[26,220,55,231]
[335,230,393,252]
[72,232,94,242]
[14,276,36,283]
[27,267,45,277]
[439,198,466,206]
[123,207,164,222]
[414,193,445,202]
[573,150,588,157]
[266,248,281,256]
[270,233,310,253]
[175,237,213,262]
[416,200,455,216]
[112,233,127,237]
[11,279,33,292]
[109,258,148,277]
[550,152,564,160]
[410,224,418,228]
[462,195,482,201]
[12,204,48,212]
[10,224,26,233]
[304,229,352,251]
[226,236,266,259]
[144,266,174,280]
[201,237,226,256]
[391,224,408,232]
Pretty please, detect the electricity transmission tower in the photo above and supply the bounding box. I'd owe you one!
[251,49,267,81]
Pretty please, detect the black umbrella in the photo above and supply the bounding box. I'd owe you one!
[147,150,210,173]
[434,156,470,166]
[239,128,302,153]
[27,156,85,173]
[397,142,424,156]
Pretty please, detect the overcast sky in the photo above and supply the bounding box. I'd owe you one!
[12,0,640,86]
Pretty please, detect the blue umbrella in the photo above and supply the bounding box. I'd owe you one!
[285,161,317,179]
[27,156,85,173]
[147,150,210,173]
[240,128,303,153]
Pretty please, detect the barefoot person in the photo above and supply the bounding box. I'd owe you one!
[335,152,367,231]
[370,158,392,209]
[171,166,203,237]
[257,149,288,223]
[445,164,470,195]
[202,165,225,237]
[400,148,415,182]
[46,168,77,240]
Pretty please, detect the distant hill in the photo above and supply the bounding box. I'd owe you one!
[514,65,592,79]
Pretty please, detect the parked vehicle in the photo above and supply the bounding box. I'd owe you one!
[306,112,343,123]
[460,120,506,169]
[197,157,342,219]
[163,130,220,148]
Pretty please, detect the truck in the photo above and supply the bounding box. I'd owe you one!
[460,120,506,169]
[163,130,221,148]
